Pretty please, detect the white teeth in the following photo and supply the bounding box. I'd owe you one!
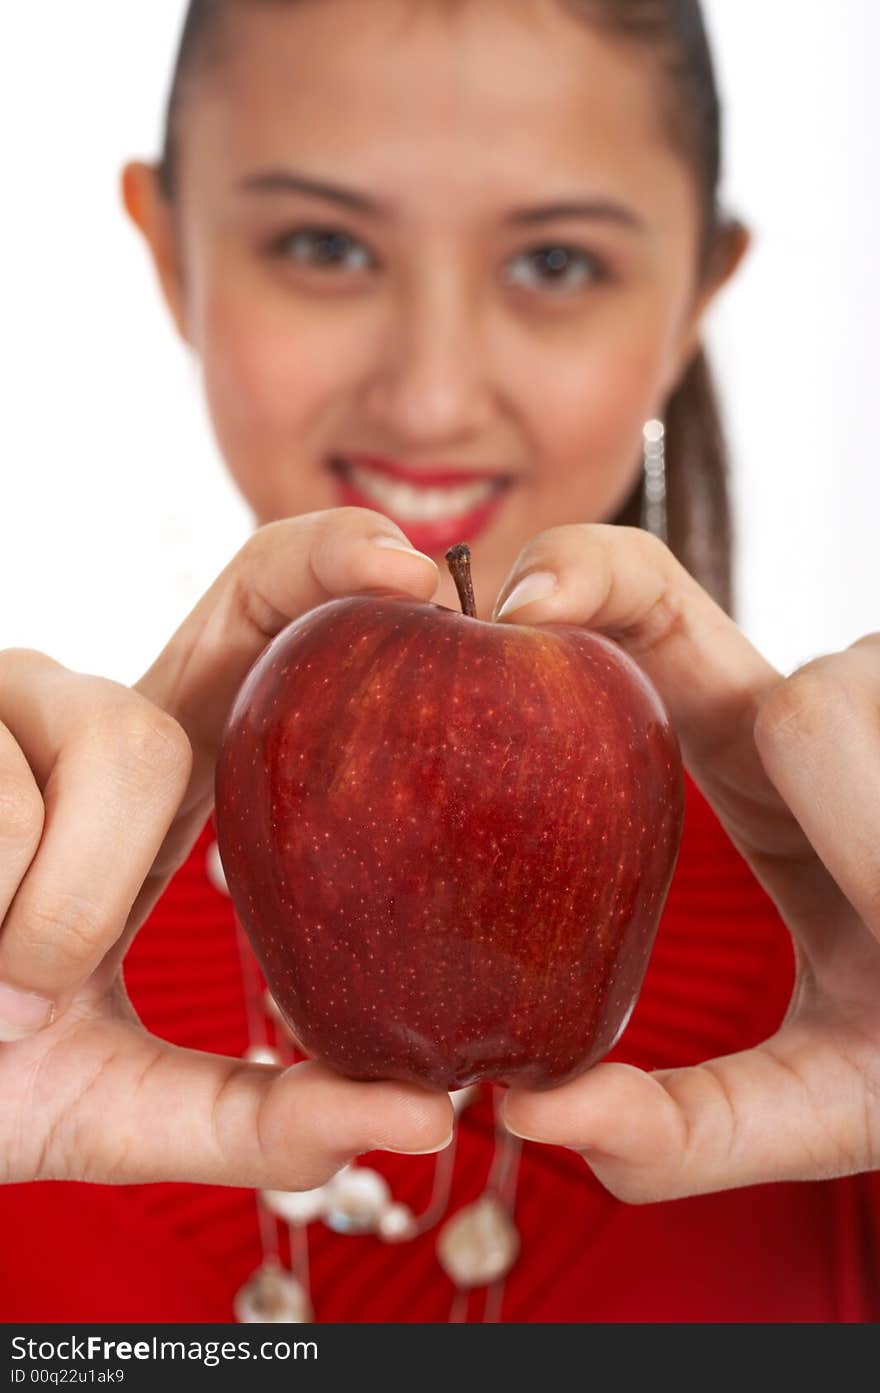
[345,463,500,522]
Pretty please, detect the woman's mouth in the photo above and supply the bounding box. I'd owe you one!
[328,455,513,556]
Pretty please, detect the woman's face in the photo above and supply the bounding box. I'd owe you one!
[128,0,718,618]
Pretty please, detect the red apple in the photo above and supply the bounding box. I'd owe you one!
[214,545,684,1092]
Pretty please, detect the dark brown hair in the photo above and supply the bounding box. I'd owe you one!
[158,0,737,614]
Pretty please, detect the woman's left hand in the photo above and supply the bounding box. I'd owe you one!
[494,524,880,1202]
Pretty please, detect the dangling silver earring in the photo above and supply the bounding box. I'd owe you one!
[641,419,667,544]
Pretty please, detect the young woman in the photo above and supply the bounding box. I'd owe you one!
[1,0,879,1322]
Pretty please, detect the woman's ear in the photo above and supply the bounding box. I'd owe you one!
[707,217,752,292]
[121,161,190,345]
[667,218,752,392]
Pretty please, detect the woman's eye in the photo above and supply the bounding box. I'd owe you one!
[272,228,376,273]
[505,245,604,294]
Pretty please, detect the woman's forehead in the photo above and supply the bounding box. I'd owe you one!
[189,0,665,158]
[180,0,692,225]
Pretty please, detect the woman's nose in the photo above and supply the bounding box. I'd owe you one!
[360,277,497,449]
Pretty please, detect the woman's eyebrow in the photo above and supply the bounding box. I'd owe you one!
[236,169,386,216]
[505,199,646,231]
[235,169,646,232]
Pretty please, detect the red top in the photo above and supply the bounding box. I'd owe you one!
[3,772,879,1323]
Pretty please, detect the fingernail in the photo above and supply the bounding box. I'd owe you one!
[495,570,558,620]
[0,983,55,1043]
[503,1119,544,1142]
[384,1128,455,1156]
[372,535,438,569]
[500,1099,547,1142]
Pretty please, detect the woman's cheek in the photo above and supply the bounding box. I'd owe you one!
[530,333,669,491]
[198,288,360,465]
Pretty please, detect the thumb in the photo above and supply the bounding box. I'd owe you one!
[36,1019,454,1189]
[502,1019,872,1202]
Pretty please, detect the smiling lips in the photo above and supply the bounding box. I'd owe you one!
[329,455,513,555]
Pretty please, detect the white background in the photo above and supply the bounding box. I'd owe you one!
[2,1,878,684]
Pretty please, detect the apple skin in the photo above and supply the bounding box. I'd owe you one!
[214,592,684,1092]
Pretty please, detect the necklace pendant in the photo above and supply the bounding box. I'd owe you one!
[206,841,230,896]
[451,1084,481,1116]
[436,1196,520,1288]
[244,1044,282,1067]
[233,1263,313,1323]
[377,1202,418,1243]
[262,1184,329,1225]
[322,1165,392,1235]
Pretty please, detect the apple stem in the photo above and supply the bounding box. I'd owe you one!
[445,543,477,618]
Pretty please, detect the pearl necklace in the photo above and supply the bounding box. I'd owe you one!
[206,840,522,1324]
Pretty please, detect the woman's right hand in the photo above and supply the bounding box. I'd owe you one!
[0,510,454,1189]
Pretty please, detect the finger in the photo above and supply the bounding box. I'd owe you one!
[503,1016,877,1203]
[753,636,880,941]
[493,524,780,776]
[24,1019,454,1189]
[490,525,841,926]
[0,650,192,1023]
[0,714,48,1040]
[137,509,438,755]
[0,716,45,921]
[132,510,439,876]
